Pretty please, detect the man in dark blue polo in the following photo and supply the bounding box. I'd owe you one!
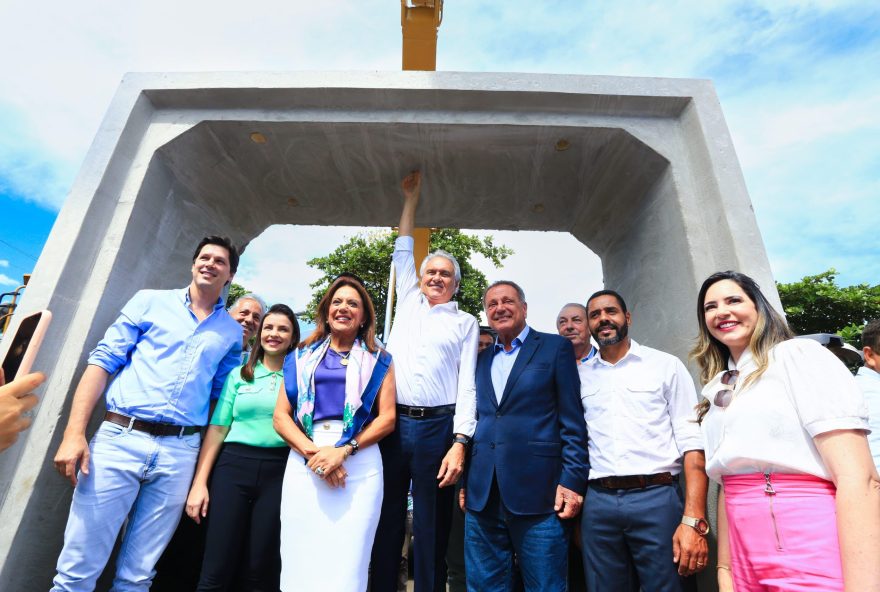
[462,280,589,591]
[51,236,242,591]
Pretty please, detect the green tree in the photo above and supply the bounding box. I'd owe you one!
[777,269,880,346]
[226,282,248,310]
[303,229,513,337]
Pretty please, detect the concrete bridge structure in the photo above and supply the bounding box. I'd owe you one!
[0,71,775,589]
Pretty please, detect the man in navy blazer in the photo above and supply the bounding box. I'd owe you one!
[461,280,589,591]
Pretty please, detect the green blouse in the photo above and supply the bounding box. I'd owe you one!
[210,360,287,448]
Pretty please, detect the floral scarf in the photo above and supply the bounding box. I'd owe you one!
[294,336,383,440]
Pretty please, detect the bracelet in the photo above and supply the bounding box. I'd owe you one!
[717,565,731,572]
[342,445,352,460]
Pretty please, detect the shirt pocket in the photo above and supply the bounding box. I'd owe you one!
[581,383,606,422]
[622,381,664,419]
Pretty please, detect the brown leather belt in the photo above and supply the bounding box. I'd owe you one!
[590,472,675,490]
[397,404,456,419]
[104,411,200,437]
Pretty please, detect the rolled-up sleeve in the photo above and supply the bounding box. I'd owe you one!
[453,317,479,437]
[668,358,703,454]
[87,291,148,374]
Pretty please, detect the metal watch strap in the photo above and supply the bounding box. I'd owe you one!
[681,515,710,536]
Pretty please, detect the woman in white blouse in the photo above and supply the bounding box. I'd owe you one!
[692,271,880,592]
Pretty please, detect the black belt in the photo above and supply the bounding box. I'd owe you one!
[590,472,675,490]
[397,404,456,419]
[105,411,201,437]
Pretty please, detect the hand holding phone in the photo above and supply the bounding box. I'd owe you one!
[0,369,45,452]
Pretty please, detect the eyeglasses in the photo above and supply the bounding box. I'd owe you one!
[713,370,740,409]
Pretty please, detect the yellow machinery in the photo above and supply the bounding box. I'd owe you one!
[0,274,30,333]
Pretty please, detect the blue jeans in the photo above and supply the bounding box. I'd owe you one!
[52,421,200,591]
[465,482,569,592]
[580,482,685,592]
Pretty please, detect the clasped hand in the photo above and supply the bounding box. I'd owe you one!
[306,445,348,488]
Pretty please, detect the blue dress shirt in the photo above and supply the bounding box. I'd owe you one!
[88,288,242,426]
[490,325,531,405]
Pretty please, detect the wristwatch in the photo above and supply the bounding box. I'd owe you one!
[681,516,710,536]
[452,434,471,447]
[346,439,359,456]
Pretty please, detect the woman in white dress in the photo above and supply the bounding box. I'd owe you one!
[274,274,396,591]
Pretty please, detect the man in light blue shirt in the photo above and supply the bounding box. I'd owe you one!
[51,236,242,591]
[856,319,880,471]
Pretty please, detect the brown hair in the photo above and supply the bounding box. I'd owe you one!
[301,276,379,353]
[241,304,299,382]
[691,271,793,422]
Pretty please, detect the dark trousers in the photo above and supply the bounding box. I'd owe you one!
[581,482,685,592]
[197,443,287,592]
[371,413,454,592]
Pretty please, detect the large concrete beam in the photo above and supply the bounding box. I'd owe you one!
[0,71,773,589]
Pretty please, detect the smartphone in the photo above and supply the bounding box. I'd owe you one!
[1,310,52,382]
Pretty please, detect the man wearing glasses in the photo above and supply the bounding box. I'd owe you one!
[578,290,708,592]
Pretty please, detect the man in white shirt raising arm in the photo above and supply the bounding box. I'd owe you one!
[370,171,479,592]
[578,289,708,592]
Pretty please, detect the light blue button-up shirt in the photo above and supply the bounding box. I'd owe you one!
[491,325,530,405]
[856,366,880,471]
[88,287,242,426]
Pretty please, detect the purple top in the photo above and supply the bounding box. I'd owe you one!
[313,349,347,421]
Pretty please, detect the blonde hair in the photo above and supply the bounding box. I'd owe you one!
[692,271,793,422]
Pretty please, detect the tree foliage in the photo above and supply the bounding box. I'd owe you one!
[226,283,248,310]
[303,229,513,337]
[777,269,880,346]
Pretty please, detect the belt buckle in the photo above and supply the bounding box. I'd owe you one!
[411,407,425,418]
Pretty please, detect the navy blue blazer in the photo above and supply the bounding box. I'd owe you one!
[465,328,589,516]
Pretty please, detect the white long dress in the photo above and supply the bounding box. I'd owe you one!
[279,419,383,592]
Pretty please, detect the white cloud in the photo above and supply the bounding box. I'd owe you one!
[0,273,20,287]
[0,260,8,268]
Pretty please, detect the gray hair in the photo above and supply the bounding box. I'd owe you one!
[419,250,462,292]
[559,302,587,315]
[231,293,267,314]
[483,280,527,306]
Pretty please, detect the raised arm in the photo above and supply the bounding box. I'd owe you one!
[398,171,421,238]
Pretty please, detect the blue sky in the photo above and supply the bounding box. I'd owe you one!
[1,0,877,328]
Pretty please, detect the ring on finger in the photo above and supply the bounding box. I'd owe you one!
[315,466,325,477]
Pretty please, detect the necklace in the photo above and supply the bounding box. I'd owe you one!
[331,348,352,366]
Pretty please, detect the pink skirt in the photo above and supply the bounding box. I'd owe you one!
[722,473,842,592]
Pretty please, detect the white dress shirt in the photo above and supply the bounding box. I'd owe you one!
[385,236,479,436]
[856,365,880,471]
[491,325,530,405]
[702,338,868,482]
[580,340,702,479]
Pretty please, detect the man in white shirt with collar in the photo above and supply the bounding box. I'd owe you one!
[370,171,479,592]
[579,290,708,592]
[856,319,880,470]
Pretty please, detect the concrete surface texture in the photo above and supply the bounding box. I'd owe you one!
[0,71,774,589]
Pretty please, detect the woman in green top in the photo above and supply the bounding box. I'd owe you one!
[185,303,299,591]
